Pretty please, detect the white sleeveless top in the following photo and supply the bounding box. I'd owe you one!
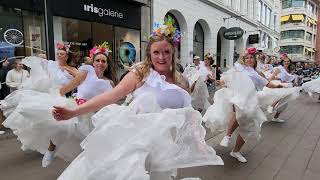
[234,62,268,90]
[132,69,191,109]
[76,65,113,100]
[47,61,74,86]
[275,65,295,83]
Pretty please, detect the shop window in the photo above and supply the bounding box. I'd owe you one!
[114,26,140,80]
[193,22,204,61]
[0,6,46,61]
[53,16,141,82]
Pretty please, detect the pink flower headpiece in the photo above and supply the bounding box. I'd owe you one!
[151,15,181,46]
[245,47,257,56]
[280,53,288,59]
[56,42,70,53]
[89,42,112,58]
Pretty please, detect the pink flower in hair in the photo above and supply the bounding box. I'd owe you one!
[246,47,257,55]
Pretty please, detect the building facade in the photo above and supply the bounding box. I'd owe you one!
[152,0,281,67]
[0,0,151,77]
[279,0,319,62]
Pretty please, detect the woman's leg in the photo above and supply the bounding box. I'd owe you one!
[220,108,239,147]
[48,141,56,151]
[226,111,238,136]
[233,134,245,152]
[42,141,56,167]
[230,134,247,163]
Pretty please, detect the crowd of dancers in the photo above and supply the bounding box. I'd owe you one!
[0,17,319,180]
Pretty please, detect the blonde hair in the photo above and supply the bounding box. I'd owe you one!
[239,53,257,69]
[134,34,184,85]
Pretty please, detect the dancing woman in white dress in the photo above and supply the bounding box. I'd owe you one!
[0,43,77,117]
[41,45,115,167]
[265,57,301,122]
[204,48,281,163]
[53,18,223,180]
[183,54,212,112]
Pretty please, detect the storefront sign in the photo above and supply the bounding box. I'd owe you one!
[223,27,244,40]
[83,4,123,18]
[52,0,141,29]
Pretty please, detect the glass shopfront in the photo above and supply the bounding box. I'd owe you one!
[0,0,143,80]
[51,0,142,80]
[53,16,141,80]
[0,6,46,61]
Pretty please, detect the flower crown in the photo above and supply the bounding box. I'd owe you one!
[56,42,70,53]
[150,16,181,46]
[89,42,112,58]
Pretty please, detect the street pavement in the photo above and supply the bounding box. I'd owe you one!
[0,95,319,180]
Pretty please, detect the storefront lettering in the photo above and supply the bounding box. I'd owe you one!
[84,4,124,18]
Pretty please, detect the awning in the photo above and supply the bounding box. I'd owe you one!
[291,14,304,21]
[281,15,290,22]
[308,17,317,25]
[305,47,315,52]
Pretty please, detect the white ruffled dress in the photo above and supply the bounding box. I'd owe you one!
[3,64,113,161]
[58,69,223,180]
[183,64,210,111]
[203,64,267,141]
[0,57,58,117]
[302,77,320,95]
[257,66,301,113]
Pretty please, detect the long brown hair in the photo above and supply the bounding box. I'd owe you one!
[92,52,117,84]
[134,34,180,83]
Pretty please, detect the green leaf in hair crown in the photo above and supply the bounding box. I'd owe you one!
[151,15,181,46]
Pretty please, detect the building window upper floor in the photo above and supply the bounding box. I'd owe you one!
[257,0,273,28]
[282,0,306,9]
[280,29,305,39]
[280,45,304,54]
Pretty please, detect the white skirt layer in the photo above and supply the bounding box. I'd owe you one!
[0,57,54,117]
[302,77,320,94]
[257,86,301,111]
[0,90,43,117]
[3,91,92,162]
[58,94,223,180]
[203,69,267,141]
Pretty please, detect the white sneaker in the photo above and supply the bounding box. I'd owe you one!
[267,106,274,114]
[220,136,231,147]
[308,92,313,97]
[230,151,247,163]
[271,117,285,123]
[42,150,55,167]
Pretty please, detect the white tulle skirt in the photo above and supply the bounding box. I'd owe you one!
[203,69,267,141]
[257,86,301,112]
[302,77,320,94]
[3,90,93,161]
[0,89,43,117]
[58,94,223,180]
